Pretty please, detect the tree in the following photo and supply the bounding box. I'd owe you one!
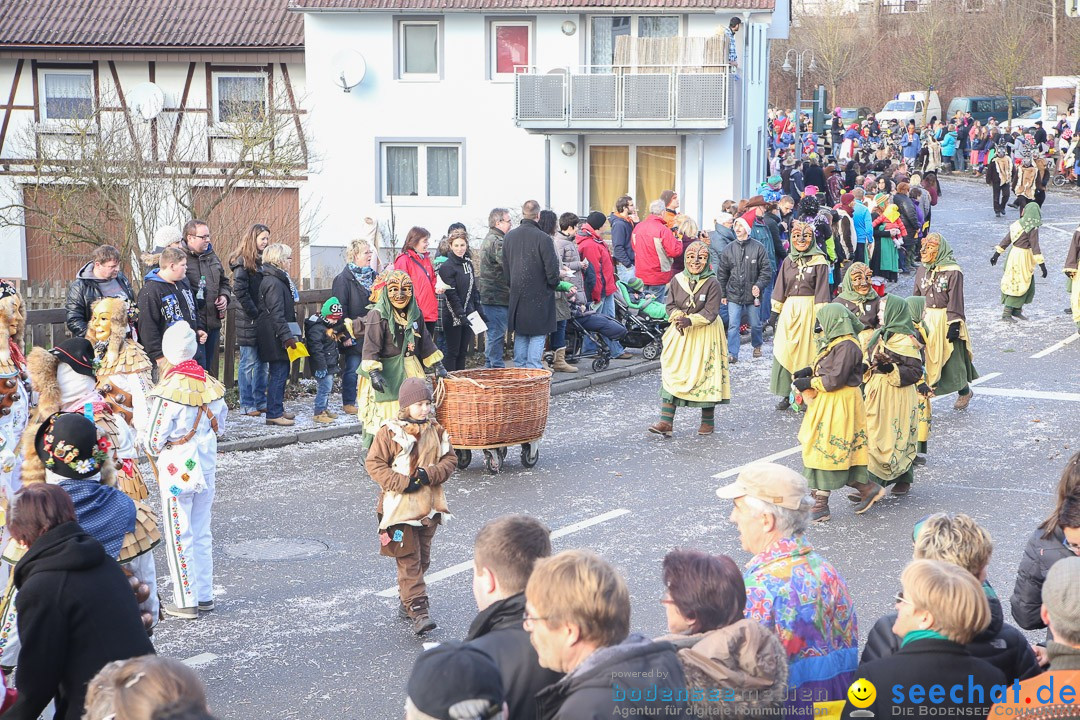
[893,0,962,126]
[793,0,873,105]
[971,0,1038,124]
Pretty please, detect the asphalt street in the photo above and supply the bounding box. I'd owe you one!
[149,179,1080,719]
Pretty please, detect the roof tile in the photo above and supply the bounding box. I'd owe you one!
[290,0,774,10]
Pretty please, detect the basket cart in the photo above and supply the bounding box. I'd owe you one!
[434,368,552,474]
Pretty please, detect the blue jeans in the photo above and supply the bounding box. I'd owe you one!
[513,334,546,369]
[550,320,567,351]
[238,345,268,413]
[727,302,762,357]
[582,294,625,356]
[482,304,508,368]
[761,271,777,322]
[616,265,636,284]
[341,352,361,406]
[266,360,289,419]
[644,284,668,305]
[195,327,220,372]
[314,372,333,413]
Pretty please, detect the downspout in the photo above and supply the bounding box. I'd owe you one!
[545,135,551,209]
[697,134,705,226]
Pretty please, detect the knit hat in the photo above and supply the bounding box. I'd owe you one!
[321,296,344,322]
[840,192,855,208]
[50,337,96,378]
[34,411,110,480]
[151,226,182,253]
[766,174,782,190]
[161,321,197,366]
[804,185,819,198]
[586,211,607,231]
[398,377,432,409]
[407,643,504,720]
[1043,556,1080,635]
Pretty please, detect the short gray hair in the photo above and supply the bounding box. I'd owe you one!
[648,199,666,216]
[851,187,865,200]
[742,494,811,537]
[488,208,509,229]
[263,243,292,269]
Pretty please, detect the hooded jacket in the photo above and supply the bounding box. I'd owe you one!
[183,241,231,332]
[609,213,635,268]
[64,261,135,336]
[631,214,682,287]
[7,521,154,720]
[716,233,771,305]
[256,264,298,364]
[135,268,201,362]
[576,225,616,302]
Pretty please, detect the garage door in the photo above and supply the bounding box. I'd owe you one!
[22,185,131,282]
[192,187,300,277]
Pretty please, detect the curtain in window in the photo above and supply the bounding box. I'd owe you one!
[588,146,630,215]
[635,146,676,211]
[426,147,459,197]
[218,76,265,122]
[638,16,679,38]
[386,146,419,196]
[44,73,93,120]
[590,16,630,69]
[403,24,439,74]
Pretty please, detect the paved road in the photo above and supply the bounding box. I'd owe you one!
[149,179,1080,719]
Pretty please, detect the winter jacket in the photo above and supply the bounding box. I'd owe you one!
[7,521,154,720]
[503,219,560,337]
[331,266,373,355]
[135,269,201,362]
[609,213,635,267]
[366,417,455,523]
[852,202,874,245]
[576,226,616,302]
[708,224,737,275]
[304,315,341,375]
[64,262,136,336]
[535,635,689,720]
[941,131,958,157]
[900,131,921,160]
[630,214,682,287]
[256,264,297,364]
[554,232,584,322]
[803,163,826,192]
[717,238,771,305]
[1010,527,1074,639]
[437,252,481,327]
[229,257,262,348]
[183,242,231,332]
[464,593,562,720]
[860,587,1041,684]
[394,249,438,323]
[478,228,510,307]
[892,193,920,244]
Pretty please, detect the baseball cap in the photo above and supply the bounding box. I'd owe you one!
[716,463,810,511]
[407,643,504,720]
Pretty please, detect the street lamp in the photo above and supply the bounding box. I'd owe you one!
[782,48,815,160]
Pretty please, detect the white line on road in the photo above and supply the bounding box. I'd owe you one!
[713,446,801,479]
[971,387,1080,402]
[374,508,632,598]
[1030,333,1080,359]
[967,372,1001,388]
[183,653,219,668]
[936,484,1054,496]
[1040,224,1079,236]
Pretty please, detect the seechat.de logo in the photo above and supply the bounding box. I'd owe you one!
[848,678,877,717]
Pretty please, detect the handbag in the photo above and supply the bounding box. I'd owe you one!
[155,405,218,498]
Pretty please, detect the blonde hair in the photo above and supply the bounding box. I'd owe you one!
[901,559,990,645]
[84,654,210,720]
[675,214,699,238]
[262,243,292,269]
[913,513,993,577]
[345,238,371,265]
[525,550,629,647]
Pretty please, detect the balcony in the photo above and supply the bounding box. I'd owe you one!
[513,65,733,132]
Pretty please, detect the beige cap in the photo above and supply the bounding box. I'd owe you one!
[716,463,810,511]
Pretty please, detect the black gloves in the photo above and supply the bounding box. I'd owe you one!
[432,361,448,378]
[769,311,780,326]
[369,369,386,393]
[793,367,814,379]
[916,382,932,396]
[793,377,813,392]
[401,475,423,493]
[413,467,430,486]
[876,362,894,374]
[946,322,961,341]
[990,251,1000,266]
[1040,263,1048,278]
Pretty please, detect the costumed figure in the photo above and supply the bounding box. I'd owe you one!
[1033,154,1050,207]
[1065,224,1080,333]
[358,270,445,450]
[1011,157,1038,208]
[913,233,978,410]
[769,220,832,410]
[833,262,881,353]
[145,322,227,619]
[992,202,1045,321]
[869,194,901,283]
[791,304,879,522]
[0,281,29,516]
[904,295,933,464]
[648,242,731,438]
[86,297,153,500]
[986,143,1013,217]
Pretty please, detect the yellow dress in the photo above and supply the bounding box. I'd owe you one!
[799,337,869,490]
[660,275,730,406]
[863,335,920,484]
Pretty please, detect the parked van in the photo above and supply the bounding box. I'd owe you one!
[877,91,942,128]
[945,96,1036,124]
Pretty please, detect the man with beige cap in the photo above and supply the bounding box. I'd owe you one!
[716,463,859,707]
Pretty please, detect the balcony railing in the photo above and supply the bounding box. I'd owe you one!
[514,65,733,132]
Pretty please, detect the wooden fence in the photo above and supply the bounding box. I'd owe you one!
[10,280,71,310]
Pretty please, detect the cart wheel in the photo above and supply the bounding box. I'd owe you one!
[521,443,540,468]
[542,351,554,365]
[483,449,502,474]
[592,357,610,372]
[496,446,508,461]
[456,449,472,470]
[1053,174,1067,187]
[642,340,661,361]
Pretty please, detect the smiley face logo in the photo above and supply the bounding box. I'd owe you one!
[848,678,876,709]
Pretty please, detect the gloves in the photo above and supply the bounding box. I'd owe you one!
[876,362,894,374]
[674,316,692,330]
[400,475,423,494]
[990,251,1000,266]
[556,280,574,293]
[916,382,932,396]
[314,369,327,379]
[369,369,386,393]
[412,467,431,486]
[1040,263,1048,278]
[793,367,814,379]
[792,377,813,392]
[946,322,961,341]
[433,361,448,379]
[814,321,823,334]
[284,337,298,350]
[769,311,780,326]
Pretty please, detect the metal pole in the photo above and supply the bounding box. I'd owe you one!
[544,136,551,209]
[794,58,803,162]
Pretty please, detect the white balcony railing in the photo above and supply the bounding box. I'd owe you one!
[514,65,733,131]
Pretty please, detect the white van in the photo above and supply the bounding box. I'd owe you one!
[877,91,942,129]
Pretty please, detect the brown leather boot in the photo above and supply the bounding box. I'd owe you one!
[953,391,972,410]
[552,348,578,373]
[811,491,830,522]
[853,481,886,514]
[648,421,673,438]
[697,423,714,436]
[891,482,911,496]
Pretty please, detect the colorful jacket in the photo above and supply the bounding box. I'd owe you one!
[743,535,858,703]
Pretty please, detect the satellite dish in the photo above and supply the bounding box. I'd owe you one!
[127,82,165,121]
[333,50,367,93]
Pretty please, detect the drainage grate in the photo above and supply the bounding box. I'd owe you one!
[225,538,329,561]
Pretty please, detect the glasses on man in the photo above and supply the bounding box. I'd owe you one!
[522,611,548,630]
[192,233,211,240]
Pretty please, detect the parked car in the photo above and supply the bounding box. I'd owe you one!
[946,95,1036,125]
[878,92,941,129]
[1005,107,1049,133]
[837,106,873,124]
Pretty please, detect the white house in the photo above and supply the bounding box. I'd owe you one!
[293,0,782,257]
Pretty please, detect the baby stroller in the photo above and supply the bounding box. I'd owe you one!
[614,279,668,361]
[553,314,613,372]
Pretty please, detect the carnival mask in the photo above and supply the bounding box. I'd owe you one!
[0,295,24,339]
[684,242,710,276]
[386,272,414,310]
[792,222,814,252]
[88,305,114,344]
[850,263,872,295]
[921,236,940,265]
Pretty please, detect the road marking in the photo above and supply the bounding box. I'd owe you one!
[971,387,1080,402]
[1040,224,1078,236]
[713,446,801,479]
[967,372,1001,387]
[183,653,218,668]
[936,484,1053,496]
[374,508,631,598]
[1030,333,1080,359]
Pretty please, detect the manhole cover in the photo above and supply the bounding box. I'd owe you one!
[225,538,329,561]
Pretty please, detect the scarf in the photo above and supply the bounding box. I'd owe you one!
[1009,201,1042,242]
[816,303,863,348]
[348,263,377,295]
[837,263,875,304]
[788,228,827,262]
[371,270,424,351]
[7,339,25,369]
[900,629,949,648]
[904,295,926,324]
[868,294,916,354]
[59,479,136,559]
[924,233,959,272]
[166,359,207,381]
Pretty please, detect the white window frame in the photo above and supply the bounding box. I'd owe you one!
[378,140,464,206]
[398,20,442,81]
[489,20,533,81]
[212,70,269,127]
[38,68,95,126]
[587,15,684,70]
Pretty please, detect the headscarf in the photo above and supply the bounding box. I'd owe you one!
[868,293,916,354]
[923,232,958,272]
[370,269,423,348]
[837,262,874,303]
[904,295,926,324]
[788,221,827,261]
[682,241,715,283]
[815,303,863,347]
[1009,201,1042,242]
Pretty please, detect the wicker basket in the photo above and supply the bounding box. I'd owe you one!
[435,368,552,448]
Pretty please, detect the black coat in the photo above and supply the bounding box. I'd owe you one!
[1010,527,1074,640]
[330,267,372,356]
[182,243,231,332]
[803,163,827,193]
[64,262,136,336]
[892,193,920,243]
[842,639,1006,720]
[438,252,482,327]
[256,264,297,364]
[303,315,341,374]
[502,219,560,337]
[860,591,1041,684]
[229,258,262,348]
[464,594,562,720]
[716,239,772,305]
[135,269,202,362]
[6,521,154,720]
[535,636,688,720]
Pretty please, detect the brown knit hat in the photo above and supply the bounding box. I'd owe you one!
[398,377,433,408]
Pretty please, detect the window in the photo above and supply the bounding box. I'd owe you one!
[491,21,531,79]
[381,142,462,204]
[587,143,676,214]
[40,70,94,121]
[214,72,267,123]
[590,15,680,69]
[399,21,441,79]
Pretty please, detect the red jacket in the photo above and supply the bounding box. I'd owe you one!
[394,249,438,322]
[631,214,682,286]
[575,225,616,302]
